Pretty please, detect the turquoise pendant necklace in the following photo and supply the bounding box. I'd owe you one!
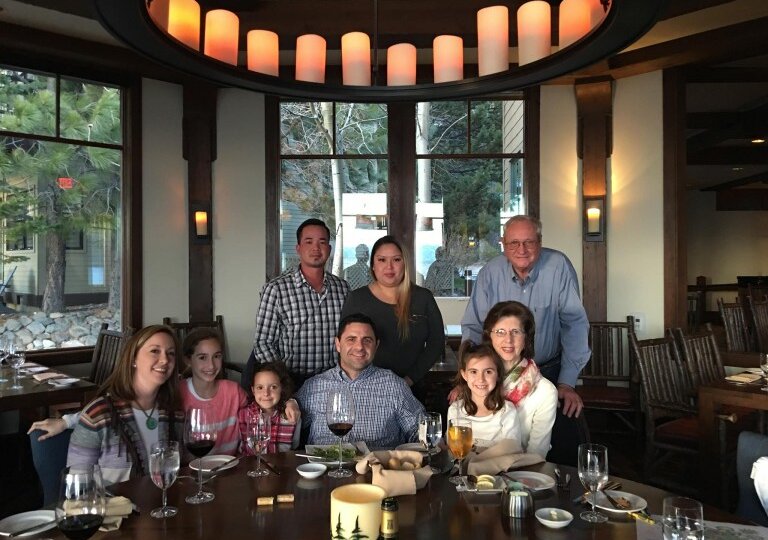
[140,403,158,430]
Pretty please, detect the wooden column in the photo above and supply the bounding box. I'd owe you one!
[183,83,217,322]
[575,79,612,321]
[388,102,417,274]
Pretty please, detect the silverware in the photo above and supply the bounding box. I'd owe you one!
[1,519,57,538]
[602,490,656,524]
[208,457,240,475]
[261,459,280,476]
[572,481,621,504]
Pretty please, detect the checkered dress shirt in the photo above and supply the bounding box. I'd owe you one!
[296,365,425,450]
[253,267,349,376]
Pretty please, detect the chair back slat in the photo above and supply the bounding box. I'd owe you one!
[582,316,634,381]
[89,323,132,386]
[672,323,724,388]
[718,297,753,352]
[162,316,235,378]
[748,295,768,354]
[630,333,694,417]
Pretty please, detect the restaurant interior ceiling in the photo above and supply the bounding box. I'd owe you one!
[1,0,766,199]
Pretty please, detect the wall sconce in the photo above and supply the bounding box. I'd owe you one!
[190,203,211,243]
[584,196,605,242]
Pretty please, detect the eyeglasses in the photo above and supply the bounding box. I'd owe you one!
[503,239,539,251]
[491,328,525,338]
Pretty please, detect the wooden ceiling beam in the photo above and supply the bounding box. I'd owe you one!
[688,146,768,165]
[687,103,768,153]
[701,170,768,192]
[684,67,768,83]
[716,189,768,211]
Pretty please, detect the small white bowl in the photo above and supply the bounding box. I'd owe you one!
[535,508,573,529]
[297,463,327,479]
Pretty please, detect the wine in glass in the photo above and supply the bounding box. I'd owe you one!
[246,409,271,477]
[325,387,355,479]
[419,411,442,473]
[149,441,180,518]
[446,417,472,485]
[760,354,768,392]
[55,464,106,540]
[578,443,609,523]
[7,349,24,390]
[185,407,217,504]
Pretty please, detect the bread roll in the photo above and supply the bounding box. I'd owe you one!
[387,457,402,470]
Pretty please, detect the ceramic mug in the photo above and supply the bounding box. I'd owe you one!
[330,484,387,540]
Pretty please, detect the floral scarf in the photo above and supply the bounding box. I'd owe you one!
[503,358,541,405]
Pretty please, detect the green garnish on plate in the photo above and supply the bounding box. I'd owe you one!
[311,447,356,460]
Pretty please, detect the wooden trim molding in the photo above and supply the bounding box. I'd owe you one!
[524,87,540,218]
[265,96,281,279]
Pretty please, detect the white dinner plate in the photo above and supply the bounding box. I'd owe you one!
[504,471,556,491]
[305,444,359,465]
[745,368,764,375]
[395,443,441,455]
[48,377,80,387]
[0,510,56,537]
[22,366,49,374]
[189,455,238,473]
[593,490,648,513]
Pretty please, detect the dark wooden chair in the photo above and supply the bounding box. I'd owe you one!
[576,316,641,435]
[671,324,724,389]
[718,297,754,353]
[748,295,768,354]
[162,316,242,379]
[89,323,132,386]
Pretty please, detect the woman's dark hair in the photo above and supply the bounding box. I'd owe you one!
[250,361,294,412]
[482,301,536,363]
[369,235,412,339]
[181,328,225,378]
[453,341,506,416]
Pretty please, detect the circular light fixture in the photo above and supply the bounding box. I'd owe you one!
[93,0,665,102]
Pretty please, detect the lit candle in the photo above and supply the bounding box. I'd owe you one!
[148,0,170,31]
[167,0,200,50]
[342,32,371,86]
[387,43,416,86]
[195,211,208,237]
[586,207,600,234]
[247,30,279,76]
[433,35,463,83]
[559,0,591,48]
[296,34,326,83]
[204,9,239,65]
[517,1,551,65]
[477,5,509,77]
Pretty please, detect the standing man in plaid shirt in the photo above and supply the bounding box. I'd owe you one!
[244,218,350,392]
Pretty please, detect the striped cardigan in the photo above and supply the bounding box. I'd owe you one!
[67,394,183,485]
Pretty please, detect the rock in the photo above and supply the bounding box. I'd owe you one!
[69,325,89,339]
[61,339,84,348]
[42,339,55,349]
[27,321,46,335]
[82,335,97,347]
[50,312,64,319]
[5,319,21,332]
[15,328,33,345]
[18,315,32,326]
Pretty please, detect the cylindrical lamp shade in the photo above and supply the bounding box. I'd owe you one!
[517,1,551,65]
[296,34,326,83]
[148,0,170,31]
[204,9,239,65]
[433,35,463,83]
[559,0,591,48]
[586,0,606,28]
[477,6,509,77]
[342,32,371,86]
[167,0,200,50]
[247,30,279,76]
[387,43,416,86]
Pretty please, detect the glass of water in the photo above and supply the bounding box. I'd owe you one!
[7,350,25,390]
[662,496,703,540]
[149,441,181,518]
[419,411,442,473]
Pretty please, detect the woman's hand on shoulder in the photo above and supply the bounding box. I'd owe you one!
[27,418,67,441]
[284,398,301,424]
[447,386,460,404]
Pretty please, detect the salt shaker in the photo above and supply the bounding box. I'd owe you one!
[381,497,399,538]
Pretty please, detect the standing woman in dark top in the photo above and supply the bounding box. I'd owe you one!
[341,235,445,387]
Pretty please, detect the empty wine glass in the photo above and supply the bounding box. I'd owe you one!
[325,387,355,479]
[55,464,106,540]
[578,443,609,523]
[246,409,271,478]
[7,349,24,390]
[446,417,472,485]
[184,407,217,504]
[760,354,768,391]
[662,496,704,540]
[419,411,442,473]
[149,441,180,518]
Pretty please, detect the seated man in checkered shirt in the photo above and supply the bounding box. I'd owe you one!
[296,313,425,449]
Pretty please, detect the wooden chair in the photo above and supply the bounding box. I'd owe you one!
[89,323,132,386]
[748,295,768,354]
[718,297,754,353]
[576,316,641,435]
[162,316,242,379]
[671,324,724,389]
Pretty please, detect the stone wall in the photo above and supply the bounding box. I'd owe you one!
[0,306,120,350]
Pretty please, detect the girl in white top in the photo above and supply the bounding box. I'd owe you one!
[483,301,558,459]
[447,343,521,449]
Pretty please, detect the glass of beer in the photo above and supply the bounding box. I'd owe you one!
[446,417,472,485]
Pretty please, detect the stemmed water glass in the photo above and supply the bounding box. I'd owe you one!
[0,337,8,383]
[184,407,217,504]
[55,464,106,540]
[325,387,355,479]
[246,409,272,477]
[446,417,472,485]
[149,441,180,518]
[760,353,768,391]
[7,349,24,390]
[578,443,609,523]
[419,411,443,473]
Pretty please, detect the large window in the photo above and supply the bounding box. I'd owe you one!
[0,67,123,350]
[273,95,530,297]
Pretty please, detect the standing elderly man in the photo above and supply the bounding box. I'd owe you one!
[244,218,349,391]
[461,215,590,462]
[296,313,424,449]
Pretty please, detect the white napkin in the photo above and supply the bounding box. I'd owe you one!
[32,372,65,382]
[725,372,762,383]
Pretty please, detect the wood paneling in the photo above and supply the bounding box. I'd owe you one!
[524,87,540,218]
[265,96,281,279]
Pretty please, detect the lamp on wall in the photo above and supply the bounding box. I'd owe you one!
[584,196,605,242]
[191,203,211,243]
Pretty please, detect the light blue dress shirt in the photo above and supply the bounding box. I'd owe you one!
[460,248,590,387]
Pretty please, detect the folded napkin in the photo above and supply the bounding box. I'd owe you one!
[725,372,762,383]
[63,496,133,531]
[32,372,65,382]
[355,450,433,496]
[465,439,544,476]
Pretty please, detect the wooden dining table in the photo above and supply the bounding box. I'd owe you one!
[0,364,96,414]
[32,452,742,540]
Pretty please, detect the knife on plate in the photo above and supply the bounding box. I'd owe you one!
[2,519,57,538]
[208,457,240,475]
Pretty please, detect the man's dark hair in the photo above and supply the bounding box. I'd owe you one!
[337,313,378,340]
[296,218,331,244]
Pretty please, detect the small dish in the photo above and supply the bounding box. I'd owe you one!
[48,377,80,387]
[297,463,327,479]
[535,508,573,529]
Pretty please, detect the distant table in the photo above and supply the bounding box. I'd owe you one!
[698,379,768,505]
[0,365,96,414]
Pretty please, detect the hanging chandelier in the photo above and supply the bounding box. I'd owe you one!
[93,0,665,102]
